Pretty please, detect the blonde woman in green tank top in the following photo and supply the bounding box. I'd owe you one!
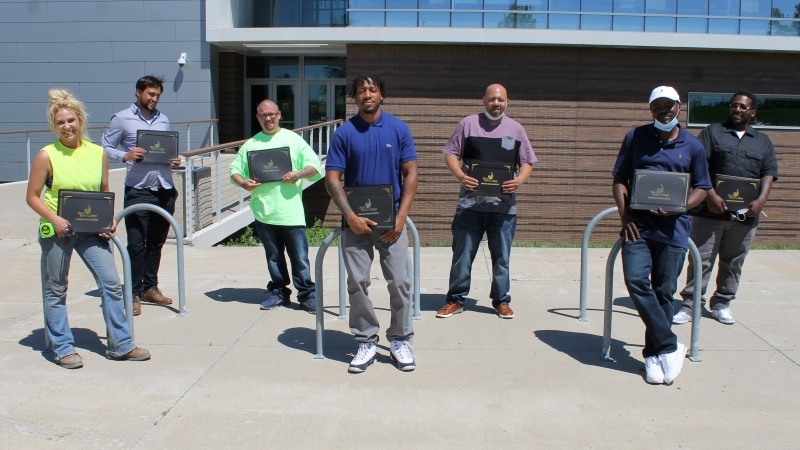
[25,89,150,369]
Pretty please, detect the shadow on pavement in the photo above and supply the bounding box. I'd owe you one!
[19,327,109,362]
[205,287,266,305]
[278,326,356,364]
[534,330,642,378]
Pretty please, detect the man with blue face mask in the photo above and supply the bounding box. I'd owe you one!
[611,86,712,385]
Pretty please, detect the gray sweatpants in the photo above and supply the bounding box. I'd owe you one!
[679,215,757,311]
[341,227,412,343]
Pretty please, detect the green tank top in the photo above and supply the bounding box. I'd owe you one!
[41,140,104,226]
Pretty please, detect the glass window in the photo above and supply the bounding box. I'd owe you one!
[452,12,483,27]
[645,16,676,31]
[550,0,580,12]
[549,13,580,29]
[709,0,738,16]
[387,0,416,7]
[351,0,385,7]
[677,17,707,32]
[247,57,300,79]
[349,11,385,26]
[772,0,800,19]
[386,11,418,26]
[740,0,770,17]
[582,0,612,12]
[708,18,739,33]
[517,0,548,10]
[740,19,770,34]
[613,15,644,30]
[419,11,450,26]
[304,57,346,79]
[419,0,450,9]
[454,0,483,9]
[254,0,300,27]
[581,14,613,29]
[677,0,707,15]
[518,13,547,28]
[688,92,800,129]
[768,19,800,36]
[646,0,676,14]
[484,0,515,11]
[614,0,644,13]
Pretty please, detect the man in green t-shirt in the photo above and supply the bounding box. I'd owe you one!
[230,99,323,313]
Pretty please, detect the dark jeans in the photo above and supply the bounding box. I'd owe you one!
[621,237,685,358]
[124,186,177,297]
[446,207,516,308]
[254,221,315,302]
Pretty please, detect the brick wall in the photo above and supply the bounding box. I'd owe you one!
[319,43,799,246]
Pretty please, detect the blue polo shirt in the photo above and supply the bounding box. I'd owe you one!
[326,111,417,211]
[612,124,712,248]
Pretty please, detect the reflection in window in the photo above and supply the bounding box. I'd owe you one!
[452,12,483,27]
[613,0,644,13]
[304,57,346,79]
[768,19,800,36]
[677,17,708,32]
[709,0,739,15]
[419,12,450,26]
[677,0,708,15]
[646,0,676,14]
[740,0,770,17]
[386,0,415,7]
[484,0,515,11]
[419,0,451,9]
[613,15,644,31]
[550,13,580,29]
[453,0,482,9]
[740,19,769,35]
[582,0,612,12]
[247,57,300,79]
[349,11,385,26]
[688,92,800,129]
[386,11,417,26]
[351,0,385,7]
[581,15,613,30]
[550,0,580,11]
[708,18,739,33]
[646,16,676,32]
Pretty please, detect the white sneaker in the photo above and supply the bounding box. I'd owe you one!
[644,356,664,384]
[390,339,416,372]
[672,310,691,324]
[659,343,687,385]
[348,342,377,373]
[712,307,735,325]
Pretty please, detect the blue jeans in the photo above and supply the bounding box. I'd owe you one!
[39,233,137,360]
[621,237,685,358]
[254,221,315,302]
[446,207,516,307]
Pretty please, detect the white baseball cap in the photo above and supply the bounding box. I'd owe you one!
[649,86,680,104]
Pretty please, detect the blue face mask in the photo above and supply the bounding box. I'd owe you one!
[654,117,679,132]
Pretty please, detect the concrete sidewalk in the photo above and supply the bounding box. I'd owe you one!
[2,179,799,448]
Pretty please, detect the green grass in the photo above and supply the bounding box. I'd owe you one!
[219,219,338,247]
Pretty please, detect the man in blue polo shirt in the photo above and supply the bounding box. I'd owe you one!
[612,86,712,385]
[325,74,418,373]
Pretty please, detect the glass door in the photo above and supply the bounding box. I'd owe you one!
[303,80,348,125]
[246,81,299,136]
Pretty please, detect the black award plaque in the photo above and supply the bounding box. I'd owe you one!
[715,174,760,211]
[136,130,179,164]
[57,190,115,234]
[467,160,514,196]
[247,147,292,183]
[342,184,395,230]
[630,169,691,213]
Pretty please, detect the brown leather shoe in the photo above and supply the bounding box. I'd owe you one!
[436,301,463,318]
[495,303,514,319]
[133,295,142,316]
[58,353,83,369]
[108,347,151,361]
[143,287,172,305]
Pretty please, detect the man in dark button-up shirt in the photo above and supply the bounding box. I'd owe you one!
[673,91,779,326]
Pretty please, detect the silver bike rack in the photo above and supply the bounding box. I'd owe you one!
[115,204,188,321]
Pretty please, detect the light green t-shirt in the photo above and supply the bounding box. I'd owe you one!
[229,129,322,226]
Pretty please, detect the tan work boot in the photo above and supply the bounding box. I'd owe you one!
[133,295,142,316]
[143,287,172,305]
[58,353,83,369]
[107,347,151,361]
